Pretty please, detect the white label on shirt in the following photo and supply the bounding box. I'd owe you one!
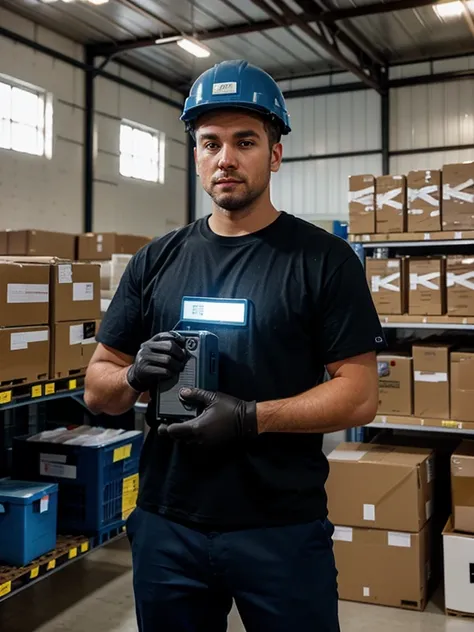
[73,282,94,302]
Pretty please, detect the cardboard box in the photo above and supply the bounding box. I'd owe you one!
[376,175,407,234]
[349,175,375,235]
[51,262,101,323]
[407,170,442,233]
[377,354,413,415]
[334,521,430,610]
[326,443,434,532]
[443,516,474,615]
[366,258,406,315]
[77,233,150,261]
[51,320,100,379]
[0,231,7,255]
[442,163,474,231]
[413,344,450,419]
[451,352,474,423]
[7,230,75,260]
[408,257,446,316]
[451,441,474,533]
[447,256,474,316]
[0,326,49,385]
[0,261,49,327]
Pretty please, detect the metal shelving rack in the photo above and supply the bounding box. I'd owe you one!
[352,232,474,436]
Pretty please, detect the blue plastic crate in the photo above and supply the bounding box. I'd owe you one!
[0,479,58,567]
[12,432,143,535]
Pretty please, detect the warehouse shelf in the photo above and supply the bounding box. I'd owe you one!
[349,230,474,247]
[0,376,85,412]
[0,526,126,604]
[368,414,474,434]
[379,315,474,330]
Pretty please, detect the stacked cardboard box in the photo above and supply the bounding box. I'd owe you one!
[407,170,442,233]
[377,353,413,416]
[376,175,407,234]
[76,233,151,261]
[442,163,474,231]
[5,230,76,259]
[327,443,435,610]
[443,441,474,616]
[365,258,407,315]
[0,261,50,385]
[408,257,446,316]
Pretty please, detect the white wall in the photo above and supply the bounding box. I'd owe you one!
[0,8,84,233]
[390,77,474,174]
[0,7,188,239]
[93,63,187,238]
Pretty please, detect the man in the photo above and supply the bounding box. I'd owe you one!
[85,59,385,631]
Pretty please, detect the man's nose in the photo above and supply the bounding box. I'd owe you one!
[217,144,238,170]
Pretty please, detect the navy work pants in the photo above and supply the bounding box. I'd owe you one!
[126,507,340,632]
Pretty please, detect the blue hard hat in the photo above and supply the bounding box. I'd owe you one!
[181,60,291,134]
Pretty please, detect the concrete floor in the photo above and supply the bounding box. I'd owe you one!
[0,537,472,632]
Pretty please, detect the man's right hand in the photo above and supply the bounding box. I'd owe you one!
[126,332,188,393]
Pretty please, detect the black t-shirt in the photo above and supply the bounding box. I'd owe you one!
[96,212,385,530]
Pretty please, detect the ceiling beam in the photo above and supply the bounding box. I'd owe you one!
[248,0,383,91]
[321,0,438,22]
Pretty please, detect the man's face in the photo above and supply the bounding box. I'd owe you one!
[194,110,283,212]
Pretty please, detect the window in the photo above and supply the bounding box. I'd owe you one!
[0,77,53,158]
[120,121,165,183]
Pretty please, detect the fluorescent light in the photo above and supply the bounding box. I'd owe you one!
[87,0,110,4]
[176,38,211,58]
[434,0,474,17]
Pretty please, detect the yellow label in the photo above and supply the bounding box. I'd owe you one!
[122,474,139,520]
[47,560,56,571]
[68,548,78,560]
[69,379,77,390]
[0,391,12,405]
[31,385,42,398]
[81,542,89,554]
[113,444,132,463]
[30,567,39,579]
[45,383,55,395]
[0,581,11,597]
[442,420,460,428]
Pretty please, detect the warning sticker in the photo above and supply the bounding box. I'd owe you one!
[122,474,139,521]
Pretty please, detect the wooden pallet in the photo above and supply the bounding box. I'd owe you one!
[446,608,474,620]
[0,375,85,407]
[0,535,90,600]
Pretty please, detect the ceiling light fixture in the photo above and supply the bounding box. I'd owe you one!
[176,37,211,58]
[434,0,474,17]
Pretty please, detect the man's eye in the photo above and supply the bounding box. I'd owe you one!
[205,143,218,150]
[239,141,254,147]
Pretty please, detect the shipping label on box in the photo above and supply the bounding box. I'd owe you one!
[0,326,49,384]
[52,263,100,323]
[407,170,442,233]
[447,256,474,317]
[366,258,406,315]
[376,175,407,234]
[349,175,375,235]
[377,354,413,415]
[442,163,474,231]
[326,442,434,532]
[0,262,50,327]
[334,521,430,610]
[409,258,446,316]
[413,345,450,419]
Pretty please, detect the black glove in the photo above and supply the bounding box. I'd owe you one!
[126,332,187,393]
[157,388,258,446]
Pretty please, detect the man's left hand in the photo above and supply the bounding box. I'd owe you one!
[157,388,258,446]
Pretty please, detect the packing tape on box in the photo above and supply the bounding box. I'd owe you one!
[409,271,440,290]
[408,185,439,207]
[376,188,403,210]
[414,371,448,382]
[371,273,400,293]
[447,271,474,290]
[348,186,374,210]
[443,179,474,203]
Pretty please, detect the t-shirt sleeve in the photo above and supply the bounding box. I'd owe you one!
[95,252,145,357]
[318,252,386,365]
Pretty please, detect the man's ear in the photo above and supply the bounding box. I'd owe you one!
[270,142,283,173]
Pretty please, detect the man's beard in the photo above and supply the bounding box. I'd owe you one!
[210,186,264,211]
